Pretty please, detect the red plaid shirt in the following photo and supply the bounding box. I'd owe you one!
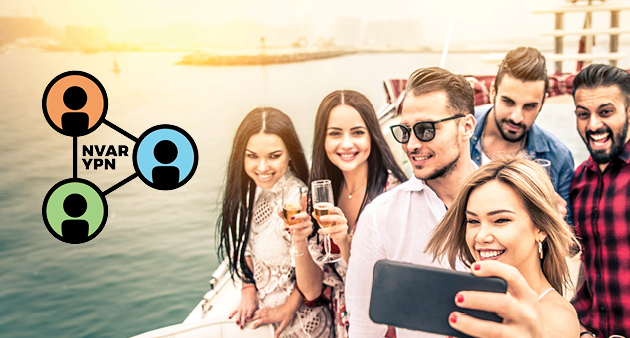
[571,140,630,338]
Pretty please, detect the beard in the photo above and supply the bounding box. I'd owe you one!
[412,139,462,181]
[493,111,529,143]
[585,121,629,164]
[421,153,460,181]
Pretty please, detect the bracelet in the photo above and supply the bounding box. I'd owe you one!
[241,284,256,292]
[580,331,596,337]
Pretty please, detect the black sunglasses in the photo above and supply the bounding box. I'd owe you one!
[390,114,465,143]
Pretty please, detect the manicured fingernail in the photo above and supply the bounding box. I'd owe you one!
[290,216,295,220]
[241,325,244,329]
[473,263,481,271]
[456,294,464,303]
[285,227,289,231]
[236,321,239,325]
[450,313,458,324]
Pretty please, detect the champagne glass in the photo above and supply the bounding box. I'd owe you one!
[311,180,341,263]
[534,158,555,184]
[282,185,303,257]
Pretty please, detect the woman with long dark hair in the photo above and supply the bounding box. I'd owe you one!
[292,90,407,337]
[217,107,332,338]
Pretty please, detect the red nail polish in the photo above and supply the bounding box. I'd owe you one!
[291,216,295,220]
[473,263,481,271]
[450,313,457,324]
[456,294,464,303]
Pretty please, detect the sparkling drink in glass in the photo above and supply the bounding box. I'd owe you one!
[282,185,303,257]
[311,180,341,263]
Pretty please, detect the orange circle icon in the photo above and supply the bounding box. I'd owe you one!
[42,71,108,137]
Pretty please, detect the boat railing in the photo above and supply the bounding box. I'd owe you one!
[209,258,230,290]
[199,258,232,315]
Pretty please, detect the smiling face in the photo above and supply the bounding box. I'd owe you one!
[325,104,371,174]
[244,132,290,189]
[465,180,545,273]
[400,91,463,180]
[491,74,545,142]
[574,85,630,165]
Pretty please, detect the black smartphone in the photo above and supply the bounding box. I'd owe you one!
[369,259,507,338]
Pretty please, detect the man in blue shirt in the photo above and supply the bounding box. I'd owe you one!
[470,47,574,223]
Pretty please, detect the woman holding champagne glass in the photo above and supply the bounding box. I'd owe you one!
[217,107,332,338]
[290,90,407,337]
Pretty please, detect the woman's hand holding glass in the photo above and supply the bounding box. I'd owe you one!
[317,206,351,257]
[282,190,314,244]
[317,207,349,241]
[311,180,342,263]
[449,260,549,338]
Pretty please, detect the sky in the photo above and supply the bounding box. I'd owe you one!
[1,0,628,47]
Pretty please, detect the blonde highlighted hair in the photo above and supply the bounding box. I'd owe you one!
[426,156,579,294]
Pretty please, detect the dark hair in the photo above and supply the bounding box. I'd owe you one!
[217,107,309,283]
[572,64,630,106]
[310,90,407,224]
[405,67,474,116]
[494,47,549,103]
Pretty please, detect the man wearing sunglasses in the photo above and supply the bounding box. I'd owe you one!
[346,67,477,338]
[469,47,574,223]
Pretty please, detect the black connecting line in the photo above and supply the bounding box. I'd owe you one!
[98,120,139,195]
[73,136,78,179]
[103,119,138,142]
[104,173,138,196]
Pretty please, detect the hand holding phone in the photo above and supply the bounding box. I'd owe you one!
[369,260,507,338]
[449,261,556,338]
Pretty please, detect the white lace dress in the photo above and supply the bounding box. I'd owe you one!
[246,172,333,338]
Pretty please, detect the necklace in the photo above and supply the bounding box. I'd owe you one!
[345,181,367,200]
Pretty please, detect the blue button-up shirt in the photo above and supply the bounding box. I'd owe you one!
[470,106,575,224]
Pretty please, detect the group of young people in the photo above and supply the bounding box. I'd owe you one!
[215,46,630,338]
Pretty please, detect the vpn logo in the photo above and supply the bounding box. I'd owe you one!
[42,71,199,244]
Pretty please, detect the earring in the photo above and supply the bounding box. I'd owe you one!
[538,241,544,260]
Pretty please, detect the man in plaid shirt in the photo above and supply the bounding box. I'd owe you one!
[571,64,630,338]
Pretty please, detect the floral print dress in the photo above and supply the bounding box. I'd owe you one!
[246,172,333,338]
[323,172,401,338]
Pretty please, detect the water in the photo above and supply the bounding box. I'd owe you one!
[0,49,621,337]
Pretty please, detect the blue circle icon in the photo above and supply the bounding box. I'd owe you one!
[133,125,198,190]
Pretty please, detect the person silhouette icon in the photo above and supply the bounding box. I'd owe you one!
[61,86,89,136]
[152,140,180,190]
[61,193,90,243]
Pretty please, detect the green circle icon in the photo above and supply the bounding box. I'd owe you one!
[42,178,108,244]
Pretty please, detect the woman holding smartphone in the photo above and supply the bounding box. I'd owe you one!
[291,90,407,338]
[426,157,580,337]
[217,107,332,338]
